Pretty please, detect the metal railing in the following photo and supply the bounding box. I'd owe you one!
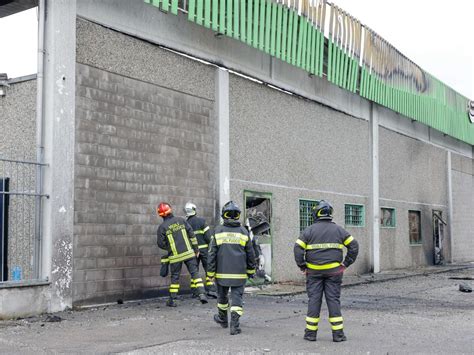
[0,157,48,283]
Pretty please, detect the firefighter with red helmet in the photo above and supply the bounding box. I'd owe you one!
[294,200,359,342]
[156,202,208,307]
[184,201,217,298]
[207,201,256,335]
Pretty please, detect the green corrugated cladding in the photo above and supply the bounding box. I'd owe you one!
[144,0,474,145]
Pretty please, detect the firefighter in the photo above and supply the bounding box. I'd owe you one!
[294,200,359,342]
[156,202,208,307]
[207,201,256,335]
[184,201,217,298]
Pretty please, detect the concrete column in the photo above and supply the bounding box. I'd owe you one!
[447,151,453,263]
[41,0,76,311]
[216,68,230,212]
[370,103,380,273]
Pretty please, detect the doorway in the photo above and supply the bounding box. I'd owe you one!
[432,210,446,265]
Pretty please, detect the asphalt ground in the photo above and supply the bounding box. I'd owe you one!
[0,267,472,354]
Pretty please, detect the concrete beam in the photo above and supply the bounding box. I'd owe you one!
[370,103,380,273]
[216,68,230,213]
[41,0,76,311]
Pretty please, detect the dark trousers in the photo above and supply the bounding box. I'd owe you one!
[216,283,244,316]
[196,249,215,291]
[305,272,344,332]
[169,257,204,298]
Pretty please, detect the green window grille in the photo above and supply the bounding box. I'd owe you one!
[381,207,396,228]
[299,199,319,232]
[408,210,422,245]
[344,204,365,227]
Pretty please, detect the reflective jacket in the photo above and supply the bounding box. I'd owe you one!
[207,220,256,286]
[157,214,198,264]
[186,215,212,251]
[294,219,359,274]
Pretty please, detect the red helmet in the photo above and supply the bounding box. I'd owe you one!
[157,202,172,217]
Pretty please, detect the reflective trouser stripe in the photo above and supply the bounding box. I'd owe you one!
[198,244,209,249]
[230,306,243,316]
[205,276,214,286]
[306,316,320,323]
[330,316,343,330]
[329,316,343,322]
[218,303,229,310]
[306,324,318,331]
[306,262,341,270]
[191,278,204,288]
[169,284,180,293]
[331,324,344,330]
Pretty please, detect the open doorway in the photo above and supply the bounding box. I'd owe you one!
[432,210,446,265]
[244,191,272,284]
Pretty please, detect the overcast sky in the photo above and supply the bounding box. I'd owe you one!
[0,1,472,98]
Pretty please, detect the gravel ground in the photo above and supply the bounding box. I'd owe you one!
[0,268,472,354]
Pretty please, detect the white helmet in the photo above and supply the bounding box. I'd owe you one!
[184,202,197,217]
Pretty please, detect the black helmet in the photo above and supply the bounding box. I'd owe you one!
[221,201,241,220]
[312,200,334,221]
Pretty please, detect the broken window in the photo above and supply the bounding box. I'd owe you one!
[380,207,396,228]
[409,210,422,245]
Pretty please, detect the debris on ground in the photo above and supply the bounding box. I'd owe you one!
[45,315,62,323]
[458,283,472,293]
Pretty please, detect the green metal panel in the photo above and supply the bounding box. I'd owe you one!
[291,12,298,66]
[286,8,293,64]
[233,0,239,39]
[204,0,211,28]
[264,0,271,53]
[296,17,305,68]
[327,41,333,82]
[196,0,203,24]
[318,31,324,76]
[307,22,314,73]
[246,0,253,45]
[275,4,282,59]
[240,0,246,42]
[227,0,233,36]
[258,0,266,51]
[162,0,169,12]
[219,0,225,33]
[212,0,218,31]
[253,0,259,48]
[281,7,288,62]
[270,3,277,56]
[314,28,321,76]
[171,0,178,14]
[151,0,160,8]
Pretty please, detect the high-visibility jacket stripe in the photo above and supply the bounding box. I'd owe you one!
[329,316,343,323]
[306,316,320,323]
[168,249,195,263]
[167,234,178,256]
[344,235,354,246]
[295,239,307,249]
[306,243,343,250]
[198,244,209,249]
[215,232,249,246]
[182,229,192,250]
[306,262,341,270]
[216,273,248,279]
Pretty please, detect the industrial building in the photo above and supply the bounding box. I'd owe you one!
[0,0,472,317]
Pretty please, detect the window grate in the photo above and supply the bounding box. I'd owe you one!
[381,207,396,228]
[299,200,319,232]
[345,204,365,227]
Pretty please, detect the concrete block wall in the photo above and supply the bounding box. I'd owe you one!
[451,153,474,262]
[228,74,371,282]
[74,20,217,305]
[378,127,448,269]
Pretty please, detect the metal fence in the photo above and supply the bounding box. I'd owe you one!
[0,157,46,283]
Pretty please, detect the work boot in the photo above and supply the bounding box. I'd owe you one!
[213,309,228,328]
[332,330,347,342]
[230,311,241,335]
[303,329,317,341]
[198,293,208,304]
[206,290,218,299]
[166,297,177,307]
[191,289,199,299]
